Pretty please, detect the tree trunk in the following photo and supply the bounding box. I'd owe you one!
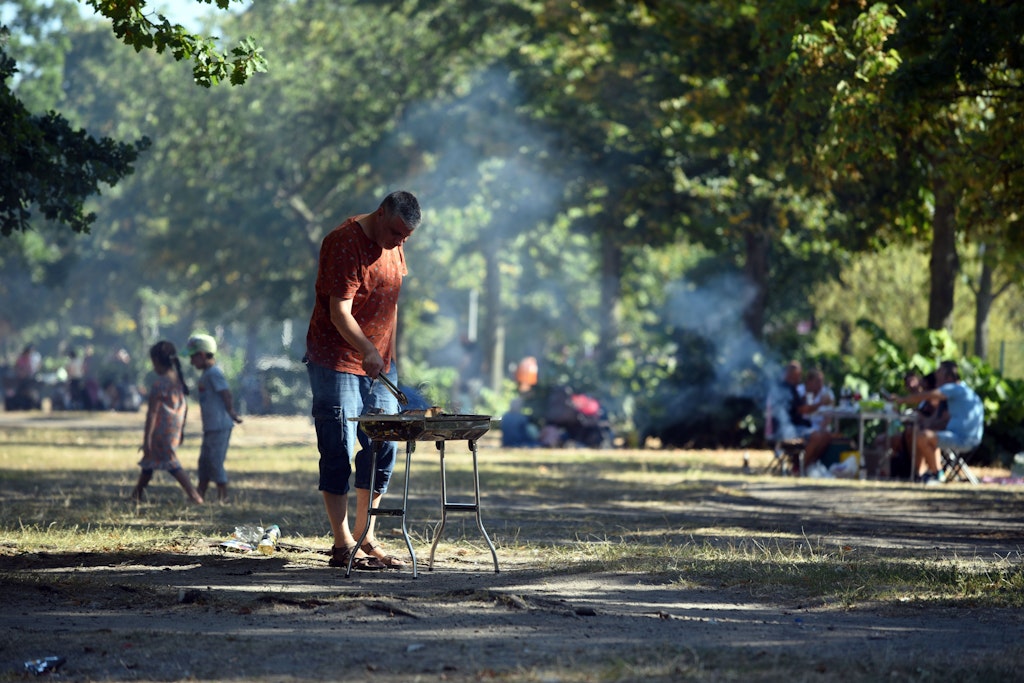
[743,228,769,340]
[597,236,622,369]
[241,319,261,414]
[973,243,993,359]
[928,179,958,331]
[839,320,853,357]
[481,248,505,393]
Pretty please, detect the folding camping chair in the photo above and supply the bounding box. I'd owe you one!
[941,447,980,484]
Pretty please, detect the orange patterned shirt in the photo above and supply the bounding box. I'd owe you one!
[138,373,187,471]
[305,217,407,375]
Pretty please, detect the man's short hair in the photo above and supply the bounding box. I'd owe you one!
[381,190,421,231]
[939,360,960,381]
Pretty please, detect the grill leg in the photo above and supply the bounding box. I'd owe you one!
[428,439,499,573]
[470,439,500,572]
[428,441,447,571]
[349,440,417,578]
[401,442,418,576]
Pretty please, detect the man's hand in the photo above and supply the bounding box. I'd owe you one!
[361,348,385,379]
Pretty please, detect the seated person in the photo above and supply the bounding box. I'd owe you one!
[800,368,835,432]
[501,398,538,447]
[777,360,812,440]
[798,369,841,473]
[894,360,983,484]
[880,371,948,479]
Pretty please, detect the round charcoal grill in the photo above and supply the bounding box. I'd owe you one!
[345,413,499,578]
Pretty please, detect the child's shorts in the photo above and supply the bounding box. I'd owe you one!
[198,428,232,484]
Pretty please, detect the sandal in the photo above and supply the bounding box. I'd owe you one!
[328,545,386,571]
[360,541,407,569]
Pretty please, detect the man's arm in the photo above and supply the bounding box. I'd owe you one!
[896,388,945,406]
[329,296,384,377]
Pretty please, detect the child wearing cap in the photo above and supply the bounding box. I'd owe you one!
[187,333,242,502]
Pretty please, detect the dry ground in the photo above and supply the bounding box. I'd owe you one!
[1,413,1023,682]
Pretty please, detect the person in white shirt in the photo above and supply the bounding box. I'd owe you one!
[797,368,838,473]
[801,369,835,432]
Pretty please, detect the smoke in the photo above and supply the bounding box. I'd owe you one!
[400,68,565,246]
[391,68,574,391]
[665,272,763,394]
[645,269,791,442]
[664,270,771,394]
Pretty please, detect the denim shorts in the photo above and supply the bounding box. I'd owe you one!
[306,360,400,495]
[197,428,232,484]
[935,430,979,453]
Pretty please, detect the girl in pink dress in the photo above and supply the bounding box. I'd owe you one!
[131,341,203,504]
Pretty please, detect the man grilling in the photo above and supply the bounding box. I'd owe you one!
[304,190,421,571]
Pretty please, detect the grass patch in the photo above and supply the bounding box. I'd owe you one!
[1,412,1022,613]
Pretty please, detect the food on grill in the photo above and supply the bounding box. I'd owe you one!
[400,406,444,417]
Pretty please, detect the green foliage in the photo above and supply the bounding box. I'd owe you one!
[0,46,149,235]
[85,0,267,86]
[957,360,1024,468]
[399,361,461,409]
[1,0,265,236]
[773,0,1024,330]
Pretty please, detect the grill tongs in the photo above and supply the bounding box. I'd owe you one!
[372,372,409,406]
